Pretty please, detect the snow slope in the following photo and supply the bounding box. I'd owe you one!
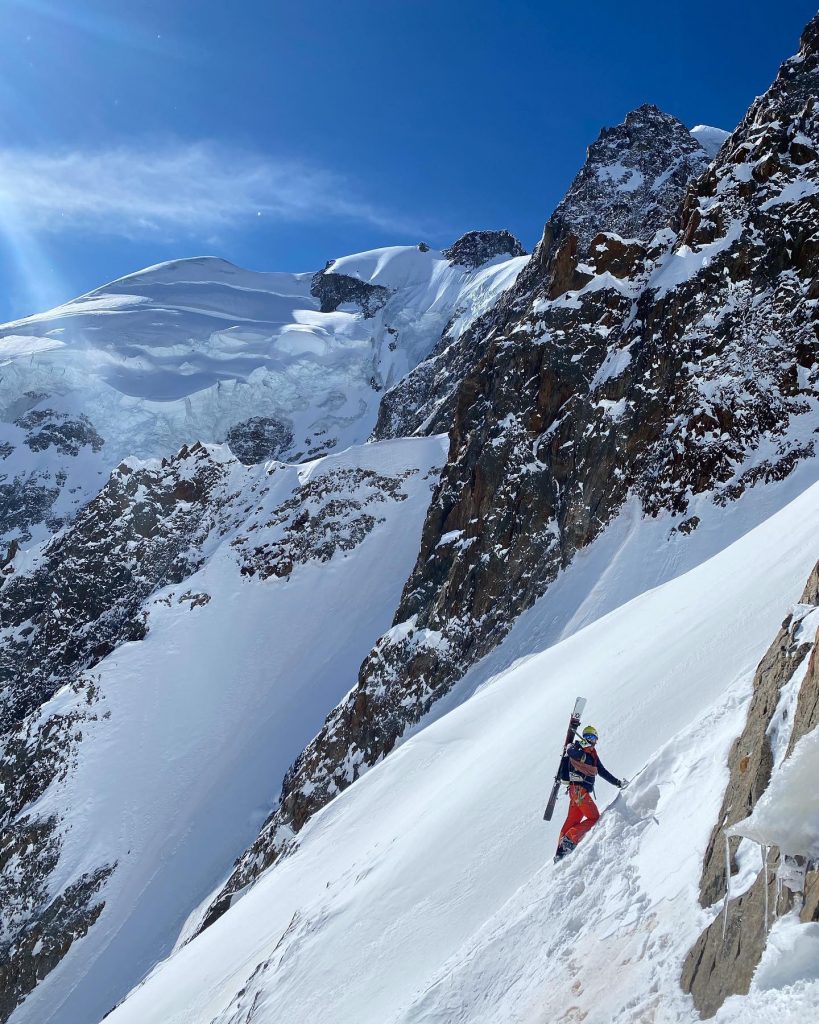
[6,435,447,1024]
[0,247,526,547]
[102,480,819,1024]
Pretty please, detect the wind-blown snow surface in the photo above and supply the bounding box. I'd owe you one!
[103,481,819,1024]
[7,435,447,1024]
[0,248,525,546]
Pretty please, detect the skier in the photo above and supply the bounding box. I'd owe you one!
[554,724,625,861]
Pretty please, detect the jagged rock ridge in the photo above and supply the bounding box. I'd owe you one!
[442,229,527,268]
[536,104,711,257]
[373,106,712,442]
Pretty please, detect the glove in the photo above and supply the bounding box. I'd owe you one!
[618,777,629,789]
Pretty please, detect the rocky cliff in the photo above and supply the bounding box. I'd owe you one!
[681,561,819,1016]
[202,18,819,925]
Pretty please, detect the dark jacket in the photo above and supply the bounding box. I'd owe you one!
[559,741,620,793]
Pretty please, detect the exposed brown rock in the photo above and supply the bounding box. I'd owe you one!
[681,865,789,1019]
[682,560,819,1016]
[803,869,819,923]
[545,234,592,298]
[587,232,647,279]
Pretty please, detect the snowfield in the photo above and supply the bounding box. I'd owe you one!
[98,479,819,1024]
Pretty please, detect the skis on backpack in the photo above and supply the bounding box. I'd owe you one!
[543,696,586,821]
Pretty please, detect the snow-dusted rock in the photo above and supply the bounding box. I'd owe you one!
[442,229,527,268]
[373,106,718,442]
[0,436,447,1024]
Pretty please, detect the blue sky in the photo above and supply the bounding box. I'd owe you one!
[0,0,815,321]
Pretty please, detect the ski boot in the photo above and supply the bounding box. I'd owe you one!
[553,836,576,863]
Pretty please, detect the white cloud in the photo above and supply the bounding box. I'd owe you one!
[0,141,420,240]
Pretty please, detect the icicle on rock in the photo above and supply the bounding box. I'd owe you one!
[762,844,769,931]
[722,832,732,940]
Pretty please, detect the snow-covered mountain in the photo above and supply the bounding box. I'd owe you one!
[0,236,527,548]
[1,435,446,1024]
[2,9,819,1024]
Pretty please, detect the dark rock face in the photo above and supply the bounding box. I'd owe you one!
[202,18,819,924]
[235,466,416,581]
[0,408,106,543]
[14,410,104,457]
[0,443,224,736]
[0,474,62,542]
[0,443,226,1019]
[442,230,527,268]
[681,562,819,1016]
[310,268,392,318]
[0,855,113,1024]
[225,416,294,464]
[525,104,711,277]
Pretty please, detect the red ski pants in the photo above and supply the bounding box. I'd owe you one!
[559,784,600,846]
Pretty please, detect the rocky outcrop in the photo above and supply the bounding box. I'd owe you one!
[310,265,392,317]
[0,474,62,543]
[234,465,418,581]
[14,410,104,457]
[225,416,294,464]
[0,407,106,544]
[202,16,819,925]
[681,561,819,1016]
[442,229,526,268]
[520,103,712,287]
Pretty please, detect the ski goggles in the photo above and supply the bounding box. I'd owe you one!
[581,733,598,745]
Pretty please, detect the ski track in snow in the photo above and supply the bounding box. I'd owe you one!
[99,479,819,1024]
